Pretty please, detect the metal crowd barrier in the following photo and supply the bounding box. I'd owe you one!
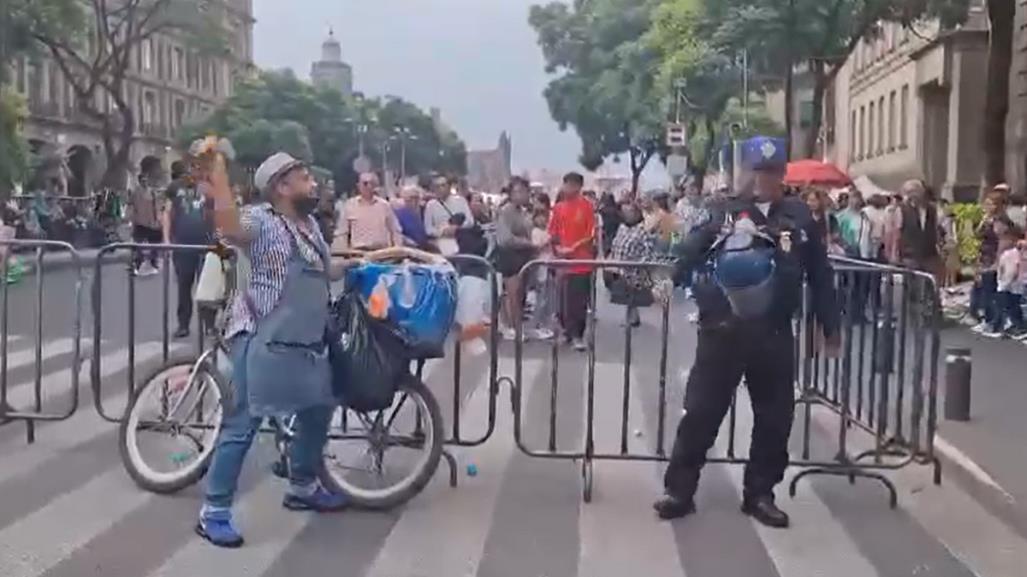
[508,257,942,506]
[0,240,84,443]
[90,242,216,423]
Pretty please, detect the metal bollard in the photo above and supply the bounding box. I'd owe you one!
[944,348,972,422]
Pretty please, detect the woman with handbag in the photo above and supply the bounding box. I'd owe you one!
[195,146,353,548]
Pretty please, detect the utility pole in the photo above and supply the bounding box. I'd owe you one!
[742,49,750,129]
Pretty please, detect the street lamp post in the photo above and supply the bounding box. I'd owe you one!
[392,127,417,180]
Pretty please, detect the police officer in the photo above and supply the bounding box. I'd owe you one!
[654,136,840,528]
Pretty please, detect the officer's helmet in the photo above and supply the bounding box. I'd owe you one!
[712,219,776,320]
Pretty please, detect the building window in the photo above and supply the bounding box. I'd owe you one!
[859,105,865,160]
[174,99,186,127]
[141,39,153,72]
[15,58,26,94]
[888,91,896,150]
[868,102,875,157]
[48,62,61,105]
[900,84,909,148]
[850,110,857,161]
[877,96,885,155]
[173,47,185,82]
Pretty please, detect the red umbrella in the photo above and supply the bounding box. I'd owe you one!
[784,160,851,187]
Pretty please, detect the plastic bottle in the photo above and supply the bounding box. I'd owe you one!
[398,266,417,309]
[367,276,392,319]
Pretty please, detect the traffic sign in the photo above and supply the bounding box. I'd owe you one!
[666,123,687,147]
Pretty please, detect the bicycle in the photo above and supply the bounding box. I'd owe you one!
[118,247,447,510]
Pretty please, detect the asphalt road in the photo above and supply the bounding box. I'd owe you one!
[0,267,1023,577]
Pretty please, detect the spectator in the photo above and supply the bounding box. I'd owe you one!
[333,172,401,252]
[129,171,163,276]
[938,199,960,288]
[470,192,493,225]
[163,151,216,340]
[894,180,942,286]
[423,174,477,256]
[529,207,557,335]
[641,190,676,250]
[494,177,548,340]
[609,202,657,327]
[983,228,1026,339]
[394,185,432,250]
[549,172,596,351]
[971,190,1018,331]
[836,189,866,257]
[803,189,843,254]
[598,193,622,257]
[314,181,337,244]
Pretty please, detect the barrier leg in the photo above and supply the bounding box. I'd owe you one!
[788,466,898,509]
[581,455,594,503]
[440,449,459,488]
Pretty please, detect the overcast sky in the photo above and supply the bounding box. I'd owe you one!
[251,0,583,174]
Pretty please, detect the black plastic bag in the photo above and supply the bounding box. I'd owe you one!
[328,292,409,412]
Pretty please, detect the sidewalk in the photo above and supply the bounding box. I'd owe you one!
[932,322,1027,536]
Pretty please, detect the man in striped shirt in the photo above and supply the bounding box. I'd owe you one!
[332,172,401,252]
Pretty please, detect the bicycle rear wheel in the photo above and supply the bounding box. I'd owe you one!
[118,352,229,494]
[320,374,444,510]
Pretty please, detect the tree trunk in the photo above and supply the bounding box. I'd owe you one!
[100,82,135,190]
[804,60,828,159]
[984,0,1015,188]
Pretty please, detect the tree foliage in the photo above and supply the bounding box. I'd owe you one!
[529,0,666,192]
[1,0,84,195]
[180,70,467,192]
[26,0,226,188]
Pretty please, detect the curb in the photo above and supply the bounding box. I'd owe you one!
[809,406,1027,540]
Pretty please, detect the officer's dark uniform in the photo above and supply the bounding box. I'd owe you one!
[655,137,838,528]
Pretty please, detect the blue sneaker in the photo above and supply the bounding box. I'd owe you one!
[282,485,350,512]
[195,509,244,548]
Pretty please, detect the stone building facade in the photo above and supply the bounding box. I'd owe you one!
[826,1,990,201]
[8,0,255,195]
[466,132,512,193]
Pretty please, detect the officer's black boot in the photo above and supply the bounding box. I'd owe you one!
[741,495,790,528]
[653,494,696,520]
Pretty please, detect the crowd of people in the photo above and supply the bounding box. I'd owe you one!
[795,180,1027,341]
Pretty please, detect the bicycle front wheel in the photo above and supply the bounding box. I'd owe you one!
[320,374,444,510]
[118,353,229,494]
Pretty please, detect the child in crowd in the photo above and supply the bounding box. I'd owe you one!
[985,229,1026,339]
[529,208,557,334]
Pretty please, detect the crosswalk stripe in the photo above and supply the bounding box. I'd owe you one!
[144,476,291,577]
[364,356,542,577]
[0,469,152,577]
[1,337,75,373]
[576,362,687,577]
[808,404,1027,577]
[0,341,186,485]
[721,387,882,577]
[148,357,452,577]
[3,340,182,412]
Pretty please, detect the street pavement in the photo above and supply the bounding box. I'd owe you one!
[0,263,1025,577]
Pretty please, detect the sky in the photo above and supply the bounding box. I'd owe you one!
[251,0,584,174]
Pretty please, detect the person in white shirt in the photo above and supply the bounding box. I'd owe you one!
[985,229,1027,339]
[422,174,475,256]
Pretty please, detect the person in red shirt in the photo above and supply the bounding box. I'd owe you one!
[548,172,596,350]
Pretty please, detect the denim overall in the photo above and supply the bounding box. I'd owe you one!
[202,232,335,513]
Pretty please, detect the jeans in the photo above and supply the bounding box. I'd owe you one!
[991,291,1025,333]
[970,271,998,324]
[131,225,161,269]
[203,334,335,512]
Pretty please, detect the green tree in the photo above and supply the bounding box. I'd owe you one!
[26,0,225,188]
[180,71,467,191]
[698,0,970,158]
[529,0,667,193]
[1,0,84,196]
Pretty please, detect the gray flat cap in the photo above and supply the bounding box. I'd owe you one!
[254,152,305,193]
